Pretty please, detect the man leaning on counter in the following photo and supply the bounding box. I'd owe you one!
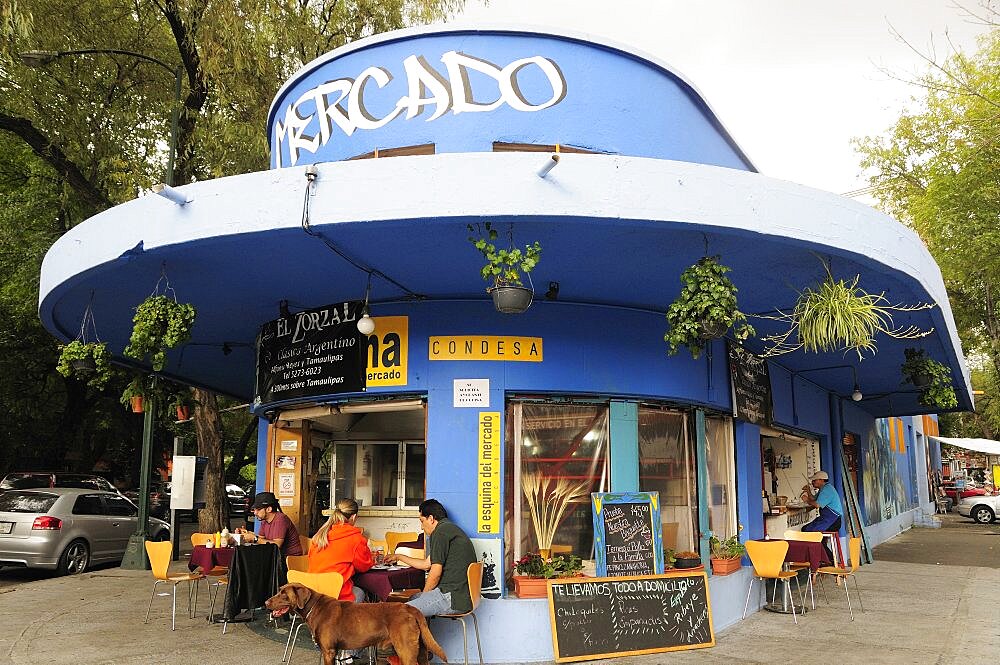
[799,470,843,533]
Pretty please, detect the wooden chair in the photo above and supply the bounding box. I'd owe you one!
[436,562,484,665]
[143,540,206,631]
[385,531,418,554]
[189,531,229,588]
[369,539,388,556]
[299,534,312,555]
[282,570,344,663]
[742,540,801,625]
[286,554,309,573]
[190,532,212,548]
[783,530,823,609]
[816,536,865,621]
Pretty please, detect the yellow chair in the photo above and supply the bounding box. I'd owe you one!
[286,554,310,573]
[282,570,344,663]
[369,538,388,555]
[742,540,802,625]
[816,536,865,621]
[143,540,206,631]
[190,532,212,548]
[299,534,312,555]
[783,530,823,609]
[437,562,484,665]
[385,531,418,554]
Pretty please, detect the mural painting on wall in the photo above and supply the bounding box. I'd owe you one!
[863,421,909,523]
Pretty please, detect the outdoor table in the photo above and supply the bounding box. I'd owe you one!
[188,545,235,572]
[762,539,830,615]
[214,543,287,623]
[354,566,425,601]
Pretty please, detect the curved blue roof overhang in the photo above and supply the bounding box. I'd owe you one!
[39,153,972,416]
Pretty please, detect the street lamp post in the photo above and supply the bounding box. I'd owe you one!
[21,48,183,568]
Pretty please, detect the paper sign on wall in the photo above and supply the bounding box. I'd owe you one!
[277,473,295,497]
[280,440,298,451]
[454,379,489,407]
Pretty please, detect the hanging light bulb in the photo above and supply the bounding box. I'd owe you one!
[357,306,375,335]
[852,384,863,402]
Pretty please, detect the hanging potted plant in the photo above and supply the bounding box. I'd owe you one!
[121,377,146,413]
[123,292,196,371]
[170,390,194,421]
[511,553,584,598]
[709,532,746,576]
[664,256,755,360]
[56,340,113,389]
[468,222,542,314]
[901,348,958,409]
[759,260,934,358]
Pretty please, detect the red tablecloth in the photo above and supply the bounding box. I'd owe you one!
[189,545,235,572]
[783,539,831,571]
[354,567,425,601]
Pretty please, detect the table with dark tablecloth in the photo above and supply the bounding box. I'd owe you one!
[782,539,831,571]
[217,543,287,622]
[188,545,235,572]
[354,566,425,601]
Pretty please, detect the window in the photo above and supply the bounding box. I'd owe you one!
[347,143,435,160]
[705,415,737,541]
[333,442,424,509]
[638,408,696,552]
[492,142,598,154]
[507,402,609,564]
[0,492,58,513]
[103,494,137,517]
[72,494,105,516]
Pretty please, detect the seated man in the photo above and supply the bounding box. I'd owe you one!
[239,491,304,556]
[800,470,843,561]
[386,498,476,617]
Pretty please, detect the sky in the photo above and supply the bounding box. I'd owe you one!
[449,0,994,197]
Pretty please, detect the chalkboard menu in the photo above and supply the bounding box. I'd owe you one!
[255,301,366,404]
[592,492,663,577]
[727,342,772,425]
[548,572,715,662]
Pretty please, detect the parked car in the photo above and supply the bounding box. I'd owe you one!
[124,482,250,521]
[940,483,990,504]
[958,494,1000,524]
[122,481,171,519]
[0,472,120,494]
[0,488,170,575]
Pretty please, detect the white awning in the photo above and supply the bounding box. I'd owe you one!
[931,437,1000,456]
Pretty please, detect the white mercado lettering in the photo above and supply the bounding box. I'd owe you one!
[275,50,566,166]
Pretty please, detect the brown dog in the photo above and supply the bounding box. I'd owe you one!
[265,583,447,665]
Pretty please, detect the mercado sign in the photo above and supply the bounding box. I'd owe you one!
[255,302,366,404]
[428,335,542,361]
[365,316,408,387]
[477,411,501,534]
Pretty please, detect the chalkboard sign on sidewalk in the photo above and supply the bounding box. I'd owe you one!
[548,572,715,662]
[592,492,663,577]
[727,341,772,426]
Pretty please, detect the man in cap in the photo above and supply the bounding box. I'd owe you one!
[800,471,843,560]
[241,491,303,556]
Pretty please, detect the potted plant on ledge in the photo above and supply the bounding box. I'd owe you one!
[672,551,703,570]
[709,533,746,575]
[901,348,958,409]
[468,221,542,314]
[664,256,754,360]
[512,553,584,598]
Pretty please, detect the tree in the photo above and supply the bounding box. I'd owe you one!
[0,0,464,532]
[854,23,1000,436]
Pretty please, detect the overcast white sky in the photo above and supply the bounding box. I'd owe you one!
[450,0,993,196]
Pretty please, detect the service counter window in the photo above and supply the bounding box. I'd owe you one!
[332,441,424,510]
[761,430,819,533]
[638,408,696,553]
[506,402,610,564]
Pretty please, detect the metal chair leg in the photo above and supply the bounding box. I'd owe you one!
[282,615,299,662]
[144,580,162,624]
[785,580,796,625]
[470,612,484,665]
[742,577,755,619]
[852,575,865,612]
[842,575,854,621]
[171,583,178,631]
[817,573,830,604]
[459,617,469,665]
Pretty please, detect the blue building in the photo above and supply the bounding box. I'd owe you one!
[39,26,970,660]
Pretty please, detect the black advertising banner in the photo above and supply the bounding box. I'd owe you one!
[547,573,715,662]
[255,301,366,404]
[727,342,772,426]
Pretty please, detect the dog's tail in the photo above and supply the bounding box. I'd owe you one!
[416,613,448,663]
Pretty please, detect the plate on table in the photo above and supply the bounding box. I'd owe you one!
[371,564,390,570]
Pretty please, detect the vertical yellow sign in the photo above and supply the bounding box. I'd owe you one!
[478,411,501,534]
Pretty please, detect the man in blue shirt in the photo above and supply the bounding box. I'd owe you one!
[800,470,843,561]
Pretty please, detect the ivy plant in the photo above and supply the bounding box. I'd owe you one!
[55,341,113,389]
[123,295,196,371]
[468,221,542,287]
[901,348,958,409]
[664,256,754,359]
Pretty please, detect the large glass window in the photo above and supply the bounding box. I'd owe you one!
[705,415,737,541]
[332,441,423,509]
[638,408,696,553]
[506,402,610,564]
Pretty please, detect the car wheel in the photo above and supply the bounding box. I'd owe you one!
[151,529,170,542]
[57,539,90,575]
[972,505,996,524]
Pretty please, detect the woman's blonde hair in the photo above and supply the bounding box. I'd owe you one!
[311,498,360,551]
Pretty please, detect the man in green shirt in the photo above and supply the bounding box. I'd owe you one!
[387,498,477,616]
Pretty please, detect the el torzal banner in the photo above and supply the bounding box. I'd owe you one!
[727,342,771,426]
[255,301,366,404]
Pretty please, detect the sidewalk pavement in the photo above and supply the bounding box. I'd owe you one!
[1,512,997,664]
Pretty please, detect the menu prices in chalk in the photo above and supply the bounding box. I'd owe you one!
[602,502,656,577]
[255,301,366,404]
[727,342,772,425]
[548,573,714,662]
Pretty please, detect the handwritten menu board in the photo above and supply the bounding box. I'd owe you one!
[727,342,772,425]
[592,492,663,577]
[548,572,715,662]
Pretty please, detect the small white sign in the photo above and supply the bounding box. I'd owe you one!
[280,439,298,451]
[454,379,490,407]
[277,473,295,497]
[279,497,293,507]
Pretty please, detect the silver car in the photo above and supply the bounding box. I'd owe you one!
[957,493,1000,524]
[0,488,170,574]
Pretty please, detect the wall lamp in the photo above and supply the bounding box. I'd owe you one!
[152,183,191,205]
[795,364,863,401]
[537,153,560,178]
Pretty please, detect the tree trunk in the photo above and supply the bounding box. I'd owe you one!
[193,388,227,532]
[224,416,258,485]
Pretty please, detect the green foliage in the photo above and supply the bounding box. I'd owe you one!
[119,377,145,408]
[901,348,958,409]
[468,221,542,287]
[513,552,583,579]
[123,295,196,371]
[56,341,113,389]
[709,533,746,560]
[664,256,754,359]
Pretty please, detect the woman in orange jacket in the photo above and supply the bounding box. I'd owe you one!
[308,497,374,602]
